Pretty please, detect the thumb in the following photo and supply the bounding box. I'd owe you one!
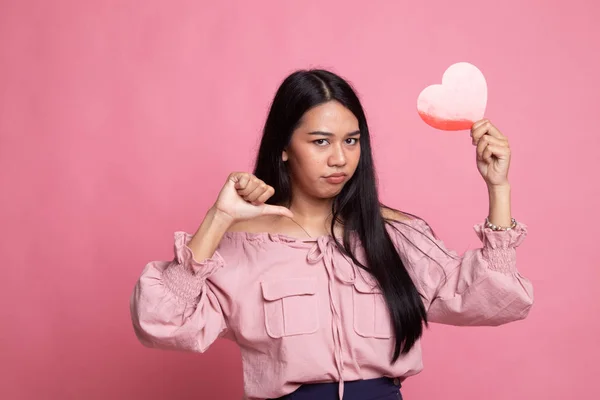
[259,204,294,219]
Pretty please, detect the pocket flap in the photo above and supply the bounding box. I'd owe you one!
[261,277,317,301]
[353,277,382,294]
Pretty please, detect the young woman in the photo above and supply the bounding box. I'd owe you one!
[130,69,534,400]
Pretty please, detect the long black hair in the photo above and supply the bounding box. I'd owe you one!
[253,68,431,362]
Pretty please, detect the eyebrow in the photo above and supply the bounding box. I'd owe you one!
[306,130,361,137]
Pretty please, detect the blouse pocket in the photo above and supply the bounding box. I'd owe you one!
[260,277,320,339]
[352,279,393,338]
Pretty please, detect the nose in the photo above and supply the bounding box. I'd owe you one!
[328,143,347,167]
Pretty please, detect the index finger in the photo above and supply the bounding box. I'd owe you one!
[472,120,505,141]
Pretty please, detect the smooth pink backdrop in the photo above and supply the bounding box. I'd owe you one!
[1,0,598,399]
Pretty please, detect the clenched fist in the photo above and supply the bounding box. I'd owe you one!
[212,172,294,224]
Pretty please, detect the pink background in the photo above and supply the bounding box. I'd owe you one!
[1,0,598,399]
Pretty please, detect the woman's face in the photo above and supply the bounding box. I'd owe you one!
[283,100,361,200]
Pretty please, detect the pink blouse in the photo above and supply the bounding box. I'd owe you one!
[130,218,534,400]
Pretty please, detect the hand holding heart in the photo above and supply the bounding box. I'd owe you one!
[470,119,511,187]
[417,62,511,187]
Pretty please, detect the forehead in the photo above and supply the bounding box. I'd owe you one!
[297,101,359,132]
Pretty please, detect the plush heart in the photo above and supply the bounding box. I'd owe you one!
[417,62,487,131]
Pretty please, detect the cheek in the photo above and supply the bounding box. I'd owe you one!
[349,147,361,167]
[306,158,327,180]
[289,150,322,179]
[297,149,326,171]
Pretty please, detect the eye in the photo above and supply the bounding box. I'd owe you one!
[313,139,329,146]
[346,138,359,145]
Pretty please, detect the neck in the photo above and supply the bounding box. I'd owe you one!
[288,198,333,222]
[286,190,335,228]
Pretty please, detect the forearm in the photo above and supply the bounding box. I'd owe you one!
[188,207,233,261]
[487,183,512,227]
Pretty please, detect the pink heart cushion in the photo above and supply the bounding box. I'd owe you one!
[417,62,487,131]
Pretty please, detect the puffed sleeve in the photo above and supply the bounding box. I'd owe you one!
[390,219,534,326]
[130,231,236,352]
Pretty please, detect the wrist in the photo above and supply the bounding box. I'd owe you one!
[487,182,511,194]
[487,181,510,190]
[208,206,235,228]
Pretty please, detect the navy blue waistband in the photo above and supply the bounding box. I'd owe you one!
[270,377,402,400]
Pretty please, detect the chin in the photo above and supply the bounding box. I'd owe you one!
[315,186,345,199]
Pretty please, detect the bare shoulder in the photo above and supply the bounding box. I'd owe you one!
[226,215,281,234]
[380,206,414,222]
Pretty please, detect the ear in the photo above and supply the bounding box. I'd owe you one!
[282,150,288,162]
